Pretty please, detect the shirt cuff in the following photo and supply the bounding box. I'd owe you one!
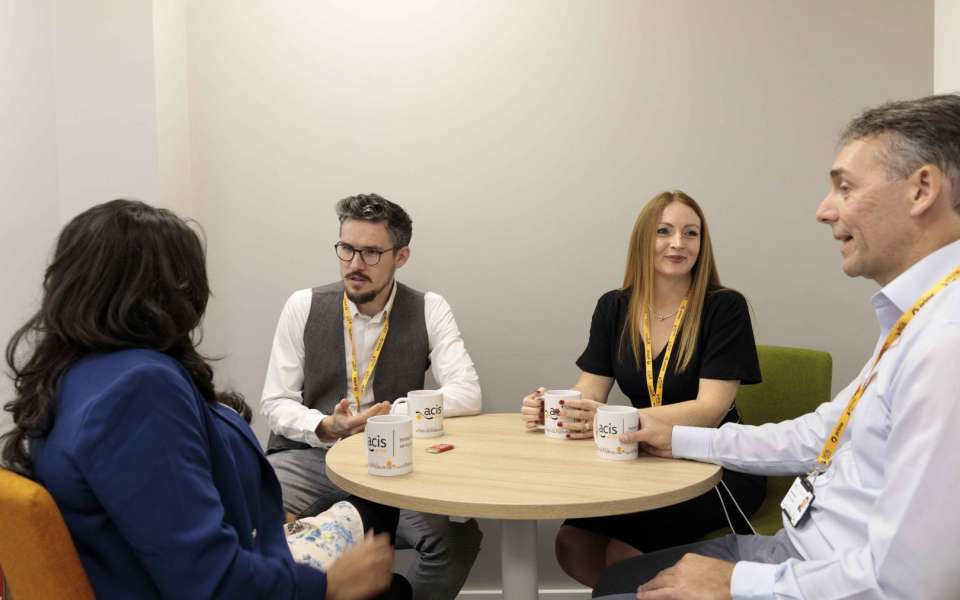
[302,412,325,447]
[671,425,715,461]
[730,561,779,600]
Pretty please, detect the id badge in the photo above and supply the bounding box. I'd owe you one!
[781,475,815,527]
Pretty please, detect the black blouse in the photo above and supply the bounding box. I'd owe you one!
[576,287,761,425]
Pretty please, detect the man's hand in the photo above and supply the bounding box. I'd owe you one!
[620,411,674,458]
[316,399,392,442]
[637,553,734,600]
[325,530,395,600]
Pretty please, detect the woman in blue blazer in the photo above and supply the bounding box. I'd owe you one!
[1,199,405,599]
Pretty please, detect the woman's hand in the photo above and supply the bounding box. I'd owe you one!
[520,387,546,430]
[325,530,394,600]
[558,397,603,439]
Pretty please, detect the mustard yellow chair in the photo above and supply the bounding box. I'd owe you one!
[703,344,833,538]
[0,467,95,600]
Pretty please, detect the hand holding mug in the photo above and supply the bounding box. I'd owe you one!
[557,397,603,439]
[618,411,674,458]
[520,387,546,430]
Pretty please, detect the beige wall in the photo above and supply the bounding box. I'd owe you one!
[936,0,960,93]
[1,0,938,596]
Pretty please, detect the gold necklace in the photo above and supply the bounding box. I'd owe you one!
[654,309,678,321]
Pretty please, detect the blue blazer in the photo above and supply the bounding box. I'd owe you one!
[32,349,327,599]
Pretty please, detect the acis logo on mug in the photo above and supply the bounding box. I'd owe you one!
[368,435,388,451]
[415,406,442,420]
[596,423,619,437]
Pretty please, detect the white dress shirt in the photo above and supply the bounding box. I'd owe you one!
[261,282,482,447]
[673,239,960,600]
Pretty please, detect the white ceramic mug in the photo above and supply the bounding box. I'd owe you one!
[365,414,413,476]
[543,389,581,439]
[594,405,640,460]
[391,390,444,438]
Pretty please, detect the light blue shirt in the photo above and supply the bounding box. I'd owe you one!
[674,239,960,599]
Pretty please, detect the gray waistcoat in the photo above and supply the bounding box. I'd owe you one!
[267,281,430,453]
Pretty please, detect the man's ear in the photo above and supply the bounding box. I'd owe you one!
[908,164,946,218]
[394,246,411,268]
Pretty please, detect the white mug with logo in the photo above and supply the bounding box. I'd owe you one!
[543,389,581,439]
[365,414,413,476]
[391,390,444,438]
[594,405,640,460]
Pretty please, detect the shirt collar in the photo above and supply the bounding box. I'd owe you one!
[345,280,397,323]
[871,239,960,331]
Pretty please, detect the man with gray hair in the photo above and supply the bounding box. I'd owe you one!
[594,94,960,599]
[261,193,483,599]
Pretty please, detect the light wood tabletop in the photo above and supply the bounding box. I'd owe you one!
[326,412,721,520]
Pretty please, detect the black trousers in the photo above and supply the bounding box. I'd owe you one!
[344,496,413,600]
[564,469,765,552]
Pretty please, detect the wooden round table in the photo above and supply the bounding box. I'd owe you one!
[326,413,721,599]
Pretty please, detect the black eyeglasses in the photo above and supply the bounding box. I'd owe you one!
[334,242,397,266]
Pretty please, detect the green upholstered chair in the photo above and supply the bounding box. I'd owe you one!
[702,344,833,538]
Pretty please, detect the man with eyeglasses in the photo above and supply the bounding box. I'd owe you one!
[261,193,483,600]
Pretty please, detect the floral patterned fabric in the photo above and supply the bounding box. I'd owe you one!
[284,501,364,571]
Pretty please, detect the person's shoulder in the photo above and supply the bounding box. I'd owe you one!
[100,350,192,389]
[598,288,628,305]
[397,281,426,298]
[281,287,314,312]
[310,282,343,297]
[65,350,196,414]
[704,287,749,312]
[423,289,448,307]
[74,349,184,378]
[594,288,629,314]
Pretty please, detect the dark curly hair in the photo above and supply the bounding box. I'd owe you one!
[1,199,247,475]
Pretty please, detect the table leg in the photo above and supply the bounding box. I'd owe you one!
[501,519,538,600]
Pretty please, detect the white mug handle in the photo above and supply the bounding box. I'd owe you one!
[391,398,409,416]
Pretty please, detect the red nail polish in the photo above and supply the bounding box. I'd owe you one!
[565,433,571,438]
[559,399,565,405]
[557,422,563,427]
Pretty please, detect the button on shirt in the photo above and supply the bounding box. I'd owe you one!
[261,283,482,447]
[673,239,960,599]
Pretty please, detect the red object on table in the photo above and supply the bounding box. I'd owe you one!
[426,443,455,454]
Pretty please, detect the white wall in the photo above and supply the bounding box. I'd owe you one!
[0,0,59,436]
[50,0,162,221]
[153,0,194,216]
[936,0,960,93]
[183,1,932,592]
[0,0,177,440]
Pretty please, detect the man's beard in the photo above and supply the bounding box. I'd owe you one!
[344,275,393,306]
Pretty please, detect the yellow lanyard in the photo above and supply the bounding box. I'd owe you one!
[642,297,689,407]
[815,265,960,469]
[342,293,391,413]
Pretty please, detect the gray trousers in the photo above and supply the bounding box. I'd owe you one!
[268,447,482,600]
[592,529,802,598]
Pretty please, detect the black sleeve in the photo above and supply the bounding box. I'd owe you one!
[575,292,619,377]
[698,290,761,385]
